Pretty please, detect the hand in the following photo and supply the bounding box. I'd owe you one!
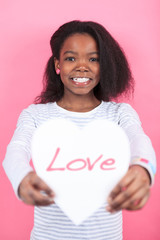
[18,171,55,206]
[106,165,150,213]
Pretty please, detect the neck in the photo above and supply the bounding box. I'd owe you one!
[57,94,101,112]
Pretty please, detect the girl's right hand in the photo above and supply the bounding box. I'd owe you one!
[18,171,55,206]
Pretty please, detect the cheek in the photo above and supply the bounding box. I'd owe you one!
[94,65,100,78]
[60,63,72,76]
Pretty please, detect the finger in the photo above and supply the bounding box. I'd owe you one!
[107,183,150,212]
[107,170,150,212]
[108,169,138,202]
[125,189,150,211]
[28,186,55,206]
[21,186,54,206]
[107,165,151,213]
[31,175,54,197]
[18,172,55,205]
[108,176,144,208]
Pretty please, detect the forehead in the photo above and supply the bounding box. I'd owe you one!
[60,33,98,53]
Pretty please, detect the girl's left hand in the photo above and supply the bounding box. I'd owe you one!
[106,165,150,212]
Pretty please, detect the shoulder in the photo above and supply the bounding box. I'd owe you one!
[102,101,138,116]
[102,101,141,126]
[17,102,56,125]
[21,102,55,115]
[116,102,141,127]
[103,101,139,115]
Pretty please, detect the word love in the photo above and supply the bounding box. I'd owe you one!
[46,147,116,172]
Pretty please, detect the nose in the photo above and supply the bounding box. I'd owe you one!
[75,59,89,72]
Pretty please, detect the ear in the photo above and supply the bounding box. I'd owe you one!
[54,57,60,72]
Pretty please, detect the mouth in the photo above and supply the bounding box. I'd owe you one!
[71,77,91,84]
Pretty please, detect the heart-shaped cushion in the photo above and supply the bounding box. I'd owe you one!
[31,119,130,225]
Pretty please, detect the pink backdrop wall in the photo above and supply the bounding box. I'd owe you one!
[0,0,160,239]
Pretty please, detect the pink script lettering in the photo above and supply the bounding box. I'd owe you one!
[46,147,116,171]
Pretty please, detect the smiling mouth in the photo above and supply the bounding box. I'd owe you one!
[71,78,91,83]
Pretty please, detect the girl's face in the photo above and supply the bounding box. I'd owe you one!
[54,33,100,99]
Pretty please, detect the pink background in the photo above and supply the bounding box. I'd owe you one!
[0,0,160,239]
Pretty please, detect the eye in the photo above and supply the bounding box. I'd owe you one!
[65,57,75,61]
[89,57,99,62]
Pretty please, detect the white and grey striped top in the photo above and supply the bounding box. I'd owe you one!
[3,101,156,240]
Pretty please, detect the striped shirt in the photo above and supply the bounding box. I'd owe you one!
[3,101,156,240]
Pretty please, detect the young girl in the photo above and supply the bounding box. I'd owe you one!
[3,20,156,240]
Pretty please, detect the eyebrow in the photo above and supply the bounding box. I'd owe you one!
[63,51,99,55]
[63,51,78,55]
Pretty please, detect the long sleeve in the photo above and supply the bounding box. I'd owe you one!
[2,101,156,240]
[118,103,156,184]
[2,106,37,198]
[3,102,157,201]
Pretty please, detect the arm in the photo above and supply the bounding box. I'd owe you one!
[107,104,156,212]
[3,105,54,206]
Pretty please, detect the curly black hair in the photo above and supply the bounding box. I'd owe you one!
[35,20,133,103]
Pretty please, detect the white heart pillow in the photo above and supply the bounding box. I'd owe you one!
[31,119,130,225]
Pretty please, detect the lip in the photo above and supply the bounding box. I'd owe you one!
[70,77,92,80]
[70,77,92,86]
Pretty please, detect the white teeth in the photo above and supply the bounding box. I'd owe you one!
[72,78,90,83]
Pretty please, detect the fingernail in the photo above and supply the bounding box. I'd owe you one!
[134,200,140,206]
[49,197,54,202]
[107,196,112,203]
[106,206,115,213]
[106,205,111,211]
[121,186,126,191]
